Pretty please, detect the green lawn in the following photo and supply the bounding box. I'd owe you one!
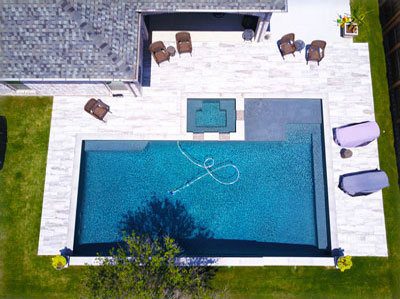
[0,0,399,298]
[353,0,400,295]
[0,96,83,298]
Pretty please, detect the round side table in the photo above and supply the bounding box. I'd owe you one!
[242,29,255,41]
[166,46,176,57]
[294,40,305,53]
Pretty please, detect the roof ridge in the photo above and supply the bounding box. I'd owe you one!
[59,0,132,75]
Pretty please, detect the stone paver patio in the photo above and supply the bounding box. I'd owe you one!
[37,39,387,260]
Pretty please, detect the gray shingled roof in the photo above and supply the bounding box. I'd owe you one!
[0,0,286,81]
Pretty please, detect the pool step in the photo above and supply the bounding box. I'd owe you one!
[286,123,329,250]
[311,130,329,250]
[83,140,149,152]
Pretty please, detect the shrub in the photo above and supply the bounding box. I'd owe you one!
[51,255,67,270]
[82,233,216,298]
[337,256,353,272]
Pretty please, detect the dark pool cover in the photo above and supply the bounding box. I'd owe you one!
[0,116,7,170]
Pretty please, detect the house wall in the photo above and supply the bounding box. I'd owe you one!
[0,81,143,97]
[136,13,148,93]
[146,12,263,43]
[26,82,111,96]
[0,82,110,96]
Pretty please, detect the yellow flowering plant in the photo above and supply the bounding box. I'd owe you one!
[52,255,67,270]
[337,255,352,272]
[336,14,353,28]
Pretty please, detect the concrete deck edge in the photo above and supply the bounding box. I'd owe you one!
[69,256,335,267]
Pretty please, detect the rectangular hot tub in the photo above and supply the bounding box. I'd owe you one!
[187,98,236,133]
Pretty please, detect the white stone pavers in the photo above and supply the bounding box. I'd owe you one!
[38,40,387,258]
[270,0,351,44]
[69,256,335,267]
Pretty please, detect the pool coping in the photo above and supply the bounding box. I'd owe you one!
[69,256,335,267]
[66,95,338,267]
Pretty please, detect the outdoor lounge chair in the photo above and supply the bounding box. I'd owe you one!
[148,41,170,65]
[333,121,380,148]
[338,169,389,196]
[175,32,192,56]
[277,33,296,59]
[305,40,326,65]
[84,98,111,122]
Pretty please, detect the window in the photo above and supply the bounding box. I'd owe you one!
[5,81,31,91]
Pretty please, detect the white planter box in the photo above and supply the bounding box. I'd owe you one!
[340,23,359,37]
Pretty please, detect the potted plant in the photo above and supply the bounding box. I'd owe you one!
[336,255,353,272]
[52,255,67,270]
[337,14,358,37]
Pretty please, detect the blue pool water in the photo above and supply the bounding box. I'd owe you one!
[74,126,330,257]
[195,101,226,127]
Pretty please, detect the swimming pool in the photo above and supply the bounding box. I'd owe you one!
[73,125,330,257]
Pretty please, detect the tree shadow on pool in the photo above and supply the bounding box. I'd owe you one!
[73,196,332,259]
[119,196,213,242]
[119,196,218,270]
[73,196,216,264]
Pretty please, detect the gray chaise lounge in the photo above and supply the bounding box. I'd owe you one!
[338,169,389,196]
[333,121,380,147]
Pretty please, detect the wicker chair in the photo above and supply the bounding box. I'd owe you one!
[148,41,170,65]
[175,32,192,56]
[277,33,296,59]
[306,40,327,65]
[84,98,111,122]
